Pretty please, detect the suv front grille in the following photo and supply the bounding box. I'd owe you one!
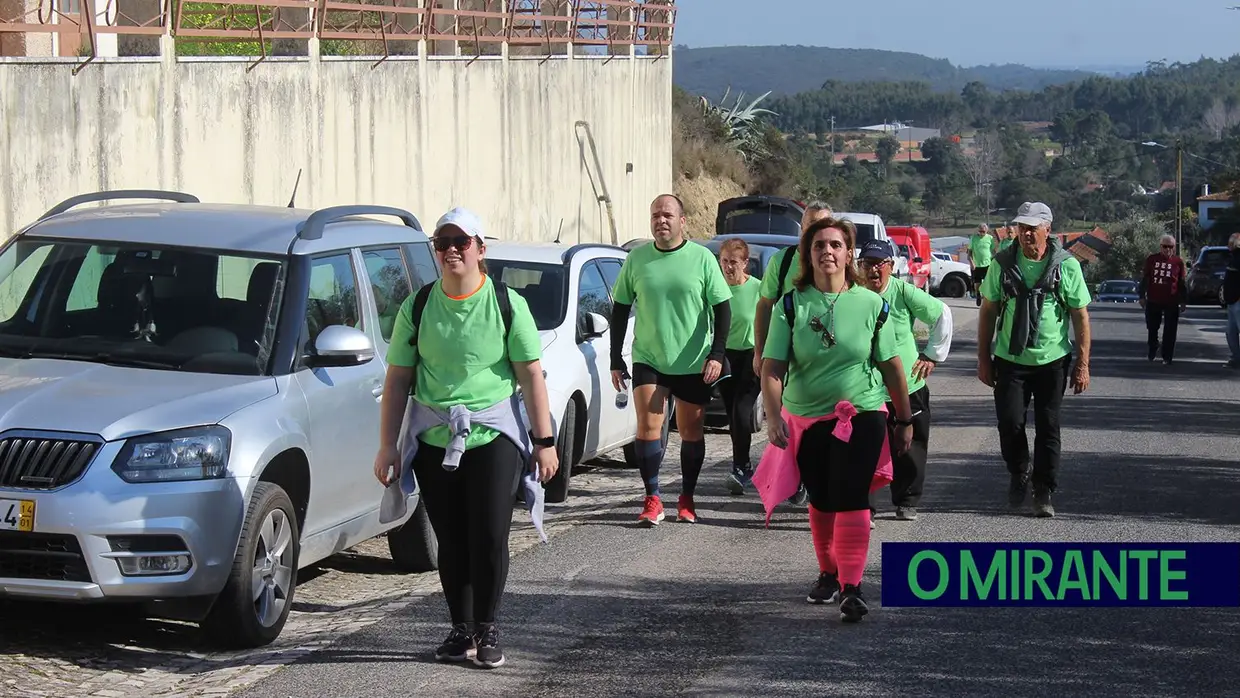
[0,532,92,582]
[0,437,99,490]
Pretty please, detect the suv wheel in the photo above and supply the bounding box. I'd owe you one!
[388,497,438,573]
[202,482,300,648]
[940,274,967,298]
[544,400,576,504]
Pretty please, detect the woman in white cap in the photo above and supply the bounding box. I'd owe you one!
[373,207,558,669]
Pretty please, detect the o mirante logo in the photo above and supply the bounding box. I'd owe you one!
[881,543,1240,607]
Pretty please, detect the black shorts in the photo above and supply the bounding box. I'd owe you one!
[632,362,714,406]
[796,411,887,512]
[972,266,989,285]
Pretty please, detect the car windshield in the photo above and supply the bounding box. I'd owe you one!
[1199,248,1229,270]
[850,223,877,248]
[0,237,285,375]
[485,259,565,331]
[1099,281,1137,294]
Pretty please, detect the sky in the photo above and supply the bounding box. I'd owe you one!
[669,0,1240,70]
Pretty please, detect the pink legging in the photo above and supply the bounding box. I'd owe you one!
[809,506,871,586]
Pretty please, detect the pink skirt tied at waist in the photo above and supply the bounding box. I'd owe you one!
[750,400,893,526]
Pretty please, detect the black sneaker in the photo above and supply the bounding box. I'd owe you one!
[1008,473,1029,508]
[839,584,869,622]
[895,506,918,521]
[726,465,751,495]
[434,623,476,662]
[473,623,505,668]
[1033,490,1055,518]
[789,483,809,506]
[807,570,840,604]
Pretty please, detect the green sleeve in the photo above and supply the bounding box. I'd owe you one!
[980,260,1002,302]
[1058,257,1092,308]
[763,296,791,361]
[704,250,733,306]
[612,254,636,305]
[873,302,900,363]
[759,248,786,300]
[505,289,542,362]
[902,280,945,326]
[385,294,419,367]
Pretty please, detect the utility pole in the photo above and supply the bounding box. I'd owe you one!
[1175,138,1183,258]
[829,115,836,165]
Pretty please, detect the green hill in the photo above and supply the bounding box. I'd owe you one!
[673,45,1102,99]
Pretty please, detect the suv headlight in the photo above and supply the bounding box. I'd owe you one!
[112,426,232,483]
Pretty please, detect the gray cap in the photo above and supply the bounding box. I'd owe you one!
[1012,201,1053,227]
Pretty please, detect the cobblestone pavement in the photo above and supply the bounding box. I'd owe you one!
[0,432,737,698]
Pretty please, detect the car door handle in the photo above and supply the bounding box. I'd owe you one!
[372,386,384,397]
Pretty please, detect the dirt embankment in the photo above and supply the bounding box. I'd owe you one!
[671,87,750,239]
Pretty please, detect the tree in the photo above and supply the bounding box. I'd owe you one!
[876,136,901,176]
[1087,214,1166,282]
[1202,99,1240,139]
[961,130,1004,209]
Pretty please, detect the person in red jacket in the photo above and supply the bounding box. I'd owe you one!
[1138,234,1188,364]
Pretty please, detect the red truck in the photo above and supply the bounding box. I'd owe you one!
[887,225,931,290]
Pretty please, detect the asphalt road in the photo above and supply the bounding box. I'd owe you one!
[236,299,1240,698]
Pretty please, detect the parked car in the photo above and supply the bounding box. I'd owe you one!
[715,195,805,237]
[928,251,973,298]
[483,241,668,491]
[0,190,443,649]
[1094,279,1140,303]
[1187,245,1230,305]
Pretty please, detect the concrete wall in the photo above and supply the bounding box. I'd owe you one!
[0,50,672,246]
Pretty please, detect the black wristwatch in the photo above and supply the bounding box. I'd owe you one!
[529,432,555,448]
[891,417,914,427]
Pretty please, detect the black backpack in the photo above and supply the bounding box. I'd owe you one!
[406,279,514,394]
[775,246,798,298]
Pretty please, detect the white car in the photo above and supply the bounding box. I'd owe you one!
[484,242,666,503]
[834,211,911,282]
[929,251,973,297]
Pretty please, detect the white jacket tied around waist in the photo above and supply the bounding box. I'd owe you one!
[379,392,552,543]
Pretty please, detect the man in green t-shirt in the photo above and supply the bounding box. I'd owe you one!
[609,194,734,526]
[751,201,833,377]
[968,224,996,307]
[977,201,1092,519]
[858,240,954,522]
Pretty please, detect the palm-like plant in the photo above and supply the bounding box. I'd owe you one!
[700,87,778,161]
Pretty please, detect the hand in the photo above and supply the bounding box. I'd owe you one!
[702,358,723,384]
[767,412,789,449]
[752,352,763,377]
[912,357,937,382]
[977,355,995,388]
[610,368,629,392]
[374,445,399,486]
[893,423,913,456]
[1139,298,1146,309]
[1071,361,1090,395]
[534,445,559,483]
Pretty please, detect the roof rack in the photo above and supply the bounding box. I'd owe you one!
[296,205,423,242]
[39,190,200,221]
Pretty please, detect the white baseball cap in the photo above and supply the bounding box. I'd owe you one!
[1012,201,1053,227]
[434,207,484,239]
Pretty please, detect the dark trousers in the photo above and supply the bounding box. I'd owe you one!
[797,411,886,512]
[411,434,523,627]
[719,347,761,469]
[993,355,1069,494]
[885,385,932,507]
[1145,302,1180,361]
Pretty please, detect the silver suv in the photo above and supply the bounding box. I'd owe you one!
[0,190,441,648]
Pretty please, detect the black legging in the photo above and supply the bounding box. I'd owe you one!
[719,347,761,468]
[411,434,523,626]
[796,411,887,512]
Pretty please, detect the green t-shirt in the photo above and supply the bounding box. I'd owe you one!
[998,238,1015,251]
[726,276,761,351]
[981,249,1091,366]
[612,240,733,375]
[877,277,946,395]
[760,246,801,300]
[970,234,995,268]
[763,284,900,416]
[385,276,542,449]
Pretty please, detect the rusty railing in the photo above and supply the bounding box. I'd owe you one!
[0,0,677,72]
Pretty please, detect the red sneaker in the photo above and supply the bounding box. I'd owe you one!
[638,495,665,526]
[677,495,697,523]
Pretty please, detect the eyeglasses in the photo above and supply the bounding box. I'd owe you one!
[1161,244,1174,249]
[433,234,475,252]
[809,314,836,347]
[860,259,891,268]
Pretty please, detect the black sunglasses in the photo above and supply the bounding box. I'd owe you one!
[433,234,475,252]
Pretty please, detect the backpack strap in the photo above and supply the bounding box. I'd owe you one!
[871,299,890,364]
[777,246,797,297]
[407,282,435,346]
[492,278,514,341]
[405,278,514,395]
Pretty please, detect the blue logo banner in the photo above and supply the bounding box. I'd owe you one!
[881,542,1240,607]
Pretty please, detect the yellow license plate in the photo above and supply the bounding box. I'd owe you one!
[0,499,34,532]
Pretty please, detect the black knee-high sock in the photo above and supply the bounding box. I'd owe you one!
[681,439,706,498]
[636,439,664,497]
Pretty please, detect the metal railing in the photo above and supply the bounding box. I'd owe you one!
[0,0,677,72]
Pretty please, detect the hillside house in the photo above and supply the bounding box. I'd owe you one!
[1197,186,1237,231]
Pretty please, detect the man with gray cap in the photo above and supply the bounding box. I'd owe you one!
[976,201,1092,518]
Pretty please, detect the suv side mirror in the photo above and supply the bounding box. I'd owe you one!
[581,312,609,339]
[306,325,375,367]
